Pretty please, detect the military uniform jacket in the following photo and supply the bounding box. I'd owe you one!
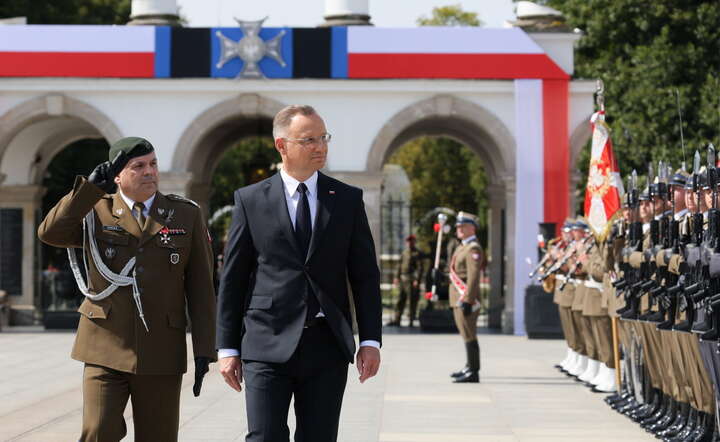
[583,242,607,316]
[395,247,423,282]
[38,177,217,375]
[448,239,484,305]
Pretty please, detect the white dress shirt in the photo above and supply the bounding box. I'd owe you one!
[219,170,379,359]
[119,189,155,220]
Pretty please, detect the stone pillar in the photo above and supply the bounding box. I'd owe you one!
[0,185,46,323]
[128,0,181,26]
[486,183,505,329]
[501,176,516,334]
[320,0,372,27]
[568,168,583,217]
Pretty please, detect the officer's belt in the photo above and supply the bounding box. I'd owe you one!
[584,277,604,290]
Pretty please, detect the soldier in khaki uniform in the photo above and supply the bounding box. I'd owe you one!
[448,212,485,383]
[387,234,424,327]
[38,137,217,442]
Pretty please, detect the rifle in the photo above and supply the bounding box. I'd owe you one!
[558,236,596,291]
[529,239,567,279]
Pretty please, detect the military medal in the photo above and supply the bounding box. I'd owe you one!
[159,226,186,246]
[170,252,180,265]
[105,247,116,259]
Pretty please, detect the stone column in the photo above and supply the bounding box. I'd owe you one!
[128,0,181,26]
[0,185,46,324]
[486,183,506,329]
[320,0,372,26]
[501,176,516,334]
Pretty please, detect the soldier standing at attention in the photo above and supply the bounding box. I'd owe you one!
[387,234,424,327]
[448,212,486,383]
[38,137,217,442]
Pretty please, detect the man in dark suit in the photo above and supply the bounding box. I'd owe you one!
[216,105,382,441]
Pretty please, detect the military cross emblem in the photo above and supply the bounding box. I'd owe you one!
[215,17,287,78]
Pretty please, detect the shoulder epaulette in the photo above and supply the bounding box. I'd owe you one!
[167,194,199,207]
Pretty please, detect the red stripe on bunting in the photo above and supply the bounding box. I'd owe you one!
[0,52,154,77]
[348,53,568,79]
[542,79,569,234]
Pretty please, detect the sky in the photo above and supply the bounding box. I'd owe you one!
[176,0,517,29]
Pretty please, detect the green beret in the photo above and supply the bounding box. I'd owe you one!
[108,137,154,162]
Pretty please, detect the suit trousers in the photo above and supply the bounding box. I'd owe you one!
[80,364,182,442]
[243,319,349,442]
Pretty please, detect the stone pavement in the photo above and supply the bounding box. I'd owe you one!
[0,327,653,442]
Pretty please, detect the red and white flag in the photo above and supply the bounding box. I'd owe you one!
[584,111,623,238]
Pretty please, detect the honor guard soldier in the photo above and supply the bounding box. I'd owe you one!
[38,137,217,442]
[448,211,486,383]
[387,234,424,327]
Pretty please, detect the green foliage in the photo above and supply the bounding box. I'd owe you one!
[543,0,720,210]
[0,0,131,24]
[416,4,483,27]
[388,137,488,248]
[209,137,280,238]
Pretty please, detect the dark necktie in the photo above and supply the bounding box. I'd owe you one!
[133,202,146,229]
[295,183,320,319]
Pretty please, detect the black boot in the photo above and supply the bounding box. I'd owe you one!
[672,408,699,441]
[641,393,668,429]
[688,411,713,442]
[454,340,480,383]
[450,341,472,378]
[659,402,690,438]
[648,397,677,434]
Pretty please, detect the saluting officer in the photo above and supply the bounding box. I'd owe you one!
[387,234,424,327]
[448,211,486,383]
[38,137,217,442]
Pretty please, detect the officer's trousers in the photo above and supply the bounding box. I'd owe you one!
[80,363,182,442]
[453,307,480,343]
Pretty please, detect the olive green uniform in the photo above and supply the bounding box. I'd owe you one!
[393,247,424,323]
[38,177,217,442]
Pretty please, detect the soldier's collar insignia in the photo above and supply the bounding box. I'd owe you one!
[157,207,174,224]
[115,207,124,216]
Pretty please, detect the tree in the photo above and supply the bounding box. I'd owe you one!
[539,0,719,209]
[388,138,489,248]
[417,4,483,27]
[0,0,131,24]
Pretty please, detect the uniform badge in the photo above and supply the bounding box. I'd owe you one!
[159,226,186,245]
[103,225,124,233]
[105,247,116,259]
[158,208,175,224]
[115,208,124,216]
[170,252,180,265]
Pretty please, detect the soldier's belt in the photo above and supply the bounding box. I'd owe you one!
[584,277,604,290]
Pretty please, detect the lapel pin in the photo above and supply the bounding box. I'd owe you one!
[115,208,124,216]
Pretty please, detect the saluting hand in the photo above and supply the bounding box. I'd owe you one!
[356,346,381,383]
[87,151,129,194]
[219,356,243,392]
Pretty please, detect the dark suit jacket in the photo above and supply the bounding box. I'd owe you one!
[216,172,382,363]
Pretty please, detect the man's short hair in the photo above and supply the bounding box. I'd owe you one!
[272,105,318,140]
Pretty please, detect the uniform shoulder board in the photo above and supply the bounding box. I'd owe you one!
[167,194,200,207]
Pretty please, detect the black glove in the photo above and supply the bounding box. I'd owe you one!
[193,357,211,397]
[87,152,129,194]
[460,301,473,316]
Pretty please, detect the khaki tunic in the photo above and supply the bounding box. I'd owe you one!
[38,177,217,375]
[449,239,484,342]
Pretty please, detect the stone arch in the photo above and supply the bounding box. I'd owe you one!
[366,94,514,184]
[170,93,286,204]
[366,94,516,330]
[0,94,122,169]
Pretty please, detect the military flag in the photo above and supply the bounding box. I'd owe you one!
[584,110,623,238]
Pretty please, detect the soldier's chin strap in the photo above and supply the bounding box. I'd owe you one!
[66,210,149,332]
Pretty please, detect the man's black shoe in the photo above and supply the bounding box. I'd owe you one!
[450,367,470,378]
[453,371,479,383]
